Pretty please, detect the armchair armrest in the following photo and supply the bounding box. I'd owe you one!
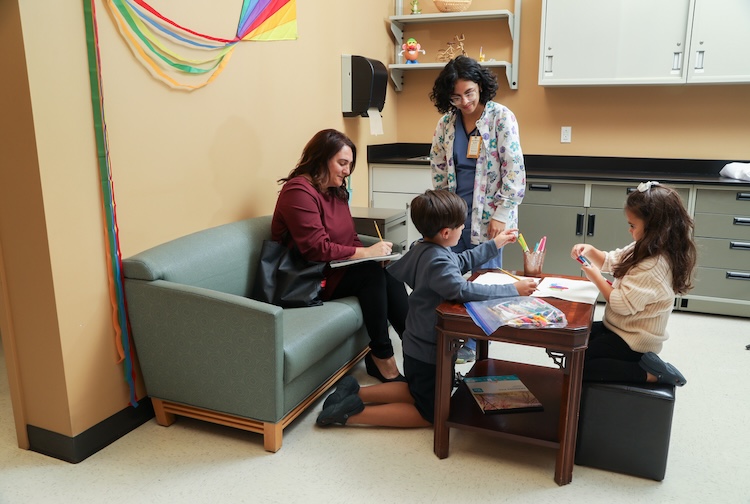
[125,279,287,422]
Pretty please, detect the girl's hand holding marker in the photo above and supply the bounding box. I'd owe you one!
[572,249,613,286]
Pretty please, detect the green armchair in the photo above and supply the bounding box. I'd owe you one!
[122,215,374,451]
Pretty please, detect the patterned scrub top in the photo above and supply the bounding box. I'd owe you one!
[430,100,526,245]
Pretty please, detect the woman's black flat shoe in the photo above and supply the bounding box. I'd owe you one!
[365,353,407,383]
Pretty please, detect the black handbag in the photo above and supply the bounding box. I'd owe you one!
[251,237,326,308]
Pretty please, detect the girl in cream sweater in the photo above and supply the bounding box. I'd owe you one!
[571,181,696,386]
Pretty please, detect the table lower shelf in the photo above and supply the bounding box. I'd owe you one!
[448,359,563,449]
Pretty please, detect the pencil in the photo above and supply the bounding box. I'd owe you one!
[500,268,522,281]
[374,221,384,241]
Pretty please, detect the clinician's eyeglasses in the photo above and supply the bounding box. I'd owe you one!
[449,88,478,106]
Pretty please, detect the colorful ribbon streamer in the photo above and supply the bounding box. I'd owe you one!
[83,0,138,407]
[106,0,297,90]
[81,0,297,404]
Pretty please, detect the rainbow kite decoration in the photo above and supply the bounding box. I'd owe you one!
[105,0,298,90]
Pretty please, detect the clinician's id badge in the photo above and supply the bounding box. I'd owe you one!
[467,135,481,159]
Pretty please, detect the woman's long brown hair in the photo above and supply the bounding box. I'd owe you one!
[278,129,356,201]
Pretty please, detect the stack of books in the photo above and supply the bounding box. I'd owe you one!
[463,375,543,414]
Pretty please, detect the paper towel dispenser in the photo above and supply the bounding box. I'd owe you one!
[341,55,387,117]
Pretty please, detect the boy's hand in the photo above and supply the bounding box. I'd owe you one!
[514,278,538,296]
[493,228,518,248]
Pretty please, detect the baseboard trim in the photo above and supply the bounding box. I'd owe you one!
[26,397,154,463]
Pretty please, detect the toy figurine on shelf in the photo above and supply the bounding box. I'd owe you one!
[400,37,426,64]
[437,34,466,62]
[410,0,422,14]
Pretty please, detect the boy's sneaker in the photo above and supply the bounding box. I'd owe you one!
[323,375,360,410]
[455,346,476,364]
[316,395,364,426]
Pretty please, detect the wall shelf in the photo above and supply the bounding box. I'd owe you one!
[388,1,522,91]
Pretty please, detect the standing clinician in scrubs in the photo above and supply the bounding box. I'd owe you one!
[429,56,526,362]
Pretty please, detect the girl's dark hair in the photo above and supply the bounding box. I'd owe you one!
[429,55,499,114]
[278,129,356,201]
[410,189,467,238]
[613,184,697,294]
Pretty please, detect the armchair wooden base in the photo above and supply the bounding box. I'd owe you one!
[150,347,369,452]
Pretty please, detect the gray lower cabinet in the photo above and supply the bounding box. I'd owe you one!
[679,186,750,317]
[504,181,639,279]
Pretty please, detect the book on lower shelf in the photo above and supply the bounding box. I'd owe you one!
[463,375,543,414]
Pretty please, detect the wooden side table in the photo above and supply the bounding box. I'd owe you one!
[433,275,595,486]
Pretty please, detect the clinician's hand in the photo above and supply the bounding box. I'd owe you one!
[487,219,506,239]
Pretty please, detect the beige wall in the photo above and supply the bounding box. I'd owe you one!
[396,0,750,160]
[0,0,399,443]
[1,0,748,447]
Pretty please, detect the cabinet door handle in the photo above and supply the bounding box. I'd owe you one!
[729,241,750,251]
[737,192,750,201]
[587,214,596,236]
[626,187,637,194]
[576,213,584,236]
[726,271,750,281]
[734,217,750,226]
[529,183,552,192]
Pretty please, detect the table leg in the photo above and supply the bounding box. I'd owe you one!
[554,349,586,486]
[476,338,489,361]
[433,328,454,459]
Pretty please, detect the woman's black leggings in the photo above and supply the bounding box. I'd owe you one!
[330,261,408,359]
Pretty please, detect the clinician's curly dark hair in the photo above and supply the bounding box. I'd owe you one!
[613,184,697,294]
[429,56,499,115]
[278,129,355,201]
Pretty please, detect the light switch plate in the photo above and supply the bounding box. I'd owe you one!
[561,126,572,143]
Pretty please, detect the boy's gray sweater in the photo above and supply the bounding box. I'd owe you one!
[387,240,518,365]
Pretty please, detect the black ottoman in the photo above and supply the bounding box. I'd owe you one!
[575,382,676,480]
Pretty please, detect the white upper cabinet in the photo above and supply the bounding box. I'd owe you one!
[687,0,750,83]
[539,0,750,86]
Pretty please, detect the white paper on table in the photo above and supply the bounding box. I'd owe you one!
[473,271,534,286]
[531,277,600,305]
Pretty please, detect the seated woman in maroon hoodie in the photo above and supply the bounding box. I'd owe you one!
[271,129,408,382]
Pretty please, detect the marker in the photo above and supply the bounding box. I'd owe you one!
[538,236,547,253]
[517,233,530,253]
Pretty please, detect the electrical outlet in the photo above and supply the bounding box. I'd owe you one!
[561,126,572,143]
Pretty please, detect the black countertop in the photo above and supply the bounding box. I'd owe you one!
[367,143,750,186]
